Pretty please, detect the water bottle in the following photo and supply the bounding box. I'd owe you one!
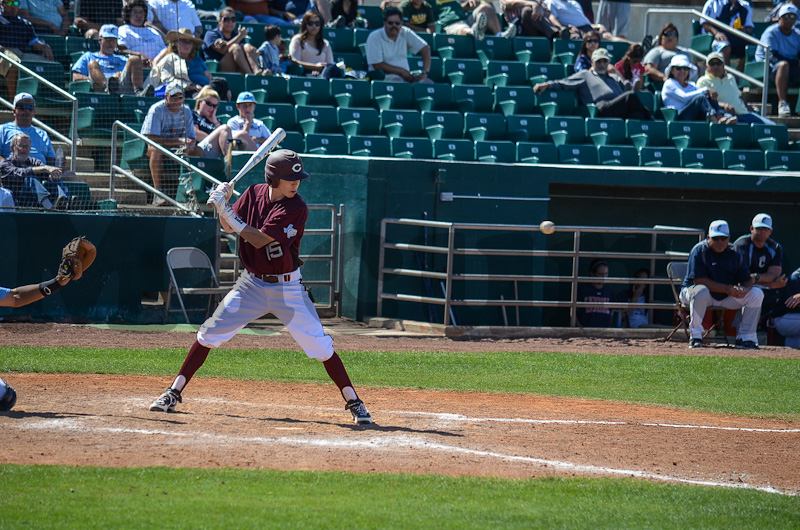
[55,147,64,169]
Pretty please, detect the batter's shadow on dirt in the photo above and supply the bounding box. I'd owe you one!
[1,411,95,419]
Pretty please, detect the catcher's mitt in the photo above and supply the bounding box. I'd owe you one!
[59,236,97,280]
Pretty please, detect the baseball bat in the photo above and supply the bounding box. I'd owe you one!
[228,127,287,187]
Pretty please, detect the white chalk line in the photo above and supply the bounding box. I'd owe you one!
[15,417,795,496]
[191,398,800,434]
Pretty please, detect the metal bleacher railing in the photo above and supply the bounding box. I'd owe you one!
[377,219,705,327]
[0,50,78,172]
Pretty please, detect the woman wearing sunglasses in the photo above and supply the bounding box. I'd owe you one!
[289,11,337,77]
[643,23,694,84]
[203,7,265,75]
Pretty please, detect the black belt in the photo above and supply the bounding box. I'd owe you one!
[253,273,293,283]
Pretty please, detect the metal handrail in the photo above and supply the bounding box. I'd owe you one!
[0,50,78,171]
[644,8,770,116]
[378,219,706,327]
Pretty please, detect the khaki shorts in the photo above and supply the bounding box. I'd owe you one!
[90,61,136,94]
[0,48,42,76]
[444,13,476,35]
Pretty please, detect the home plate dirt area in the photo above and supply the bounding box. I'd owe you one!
[0,323,799,495]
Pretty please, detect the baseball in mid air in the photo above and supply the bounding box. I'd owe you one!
[539,220,556,235]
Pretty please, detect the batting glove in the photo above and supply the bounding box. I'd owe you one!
[215,182,233,200]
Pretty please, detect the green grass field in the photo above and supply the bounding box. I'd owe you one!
[1,345,799,528]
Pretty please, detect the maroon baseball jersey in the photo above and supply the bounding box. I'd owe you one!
[232,183,308,275]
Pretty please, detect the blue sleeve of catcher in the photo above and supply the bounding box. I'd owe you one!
[0,286,10,302]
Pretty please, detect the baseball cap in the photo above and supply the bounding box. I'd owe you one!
[265,149,310,182]
[706,51,725,63]
[752,213,773,229]
[99,24,119,39]
[779,4,798,17]
[708,220,730,238]
[13,92,35,107]
[166,80,184,97]
[591,48,610,62]
[236,91,256,104]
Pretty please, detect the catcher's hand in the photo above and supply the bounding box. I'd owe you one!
[58,236,97,280]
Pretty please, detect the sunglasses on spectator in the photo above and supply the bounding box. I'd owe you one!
[663,32,678,37]
[594,59,609,64]
[586,39,600,44]
[15,104,34,110]
[306,20,321,26]
[168,93,185,99]
[179,39,194,45]
[708,60,724,66]
[783,13,798,19]
[222,16,236,22]
[711,236,729,241]
[4,1,19,5]
[203,100,218,108]
[385,20,402,26]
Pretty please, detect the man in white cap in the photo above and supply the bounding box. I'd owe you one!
[680,219,763,349]
[697,51,775,124]
[72,24,144,94]
[756,4,800,117]
[141,80,198,205]
[733,213,787,290]
[534,48,654,120]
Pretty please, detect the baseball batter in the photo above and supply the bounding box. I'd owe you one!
[150,150,372,424]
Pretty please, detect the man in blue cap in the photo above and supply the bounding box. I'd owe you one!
[218,91,272,152]
[680,219,763,349]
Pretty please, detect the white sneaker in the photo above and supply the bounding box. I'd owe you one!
[778,100,791,117]
[150,388,182,412]
[500,23,517,40]
[152,193,167,207]
[471,12,488,41]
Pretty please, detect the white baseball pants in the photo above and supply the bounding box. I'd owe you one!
[680,284,764,343]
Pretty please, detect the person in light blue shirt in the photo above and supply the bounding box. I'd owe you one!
[257,25,284,74]
[71,24,144,94]
[755,4,800,117]
[0,93,56,163]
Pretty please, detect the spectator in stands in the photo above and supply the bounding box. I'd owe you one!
[0,132,69,208]
[773,267,800,348]
[766,1,799,25]
[574,0,593,22]
[227,0,289,26]
[289,11,340,78]
[0,93,59,165]
[618,268,650,328]
[680,219,763,349]
[118,0,167,66]
[575,31,614,73]
[74,0,124,38]
[257,25,286,75]
[204,7,265,76]
[150,28,222,98]
[19,0,71,37]
[701,0,753,70]
[661,54,733,123]
[733,213,788,290]
[643,22,694,84]
[141,80,198,206]
[432,0,516,41]
[596,0,629,39]
[546,0,600,39]
[72,25,145,94]
[271,0,317,26]
[327,0,359,28]
[217,91,272,154]
[0,0,53,100]
[756,4,800,118]
[499,0,559,39]
[147,0,202,37]
[366,6,433,83]
[697,52,776,124]
[399,0,436,34]
[534,48,653,119]
[576,258,614,328]
[615,43,644,91]
[192,86,222,143]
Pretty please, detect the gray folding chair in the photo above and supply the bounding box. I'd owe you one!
[665,261,724,342]
[164,247,230,324]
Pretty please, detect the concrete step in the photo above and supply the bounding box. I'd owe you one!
[90,186,148,205]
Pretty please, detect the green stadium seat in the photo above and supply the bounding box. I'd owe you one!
[514,36,552,64]
[636,91,657,115]
[690,34,713,55]
[452,84,493,113]
[558,144,597,165]
[765,150,800,171]
[68,80,92,94]
[75,92,119,139]
[443,58,484,85]
[338,107,381,136]
[38,34,68,67]
[305,133,349,155]
[493,85,536,116]
[356,5,383,30]
[475,35,515,65]
[434,34,475,58]
[213,72,246,100]
[349,135,392,157]
[433,138,474,161]
[182,157,225,203]
[464,112,506,141]
[217,100,238,117]
[535,90,578,116]
[709,122,752,150]
[601,41,628,63]
[66,36,99,58]
[527,62,568,84]
[552,39,581,65]
[259,102,297,131]
[120,94,161,124]
[422,110,464,140]
[681,148,724,169]
[409,56,444,83]
[517,142,558,163]
[586,117,626,146]
[724,149,765,171]
[380,108,423,138]
[392,137,433,159]
[415,31,435,51]
[626,119,668,149]
[288,76,331,105]
[63,181,92,209]
[333,51,367,71]
[413,82,454,111]
[372,80,415,109]
[639,146,681,167]
[353,28,370,55]
[296,105,339,134]
[281,130,305,152]
[330,78,371,108]
[597,145,639,166]
[241,23,267,47]
[120,137,148,172]
[280,26,300,40]
[202,19,218,35]
[668,121,709,149]
[506,114,546,142]
[21,61,66,92]
[752,123,789,151]
[245,74,291,103]
[485,60,528,87]
[546,116,585,145]
[475,140,515,163]
[324,27,357,52]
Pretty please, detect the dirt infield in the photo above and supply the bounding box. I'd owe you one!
[1,322,799,494]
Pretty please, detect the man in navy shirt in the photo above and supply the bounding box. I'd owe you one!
[680,219,763,349]
[0,0,53,100]
[733,213,787,289]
